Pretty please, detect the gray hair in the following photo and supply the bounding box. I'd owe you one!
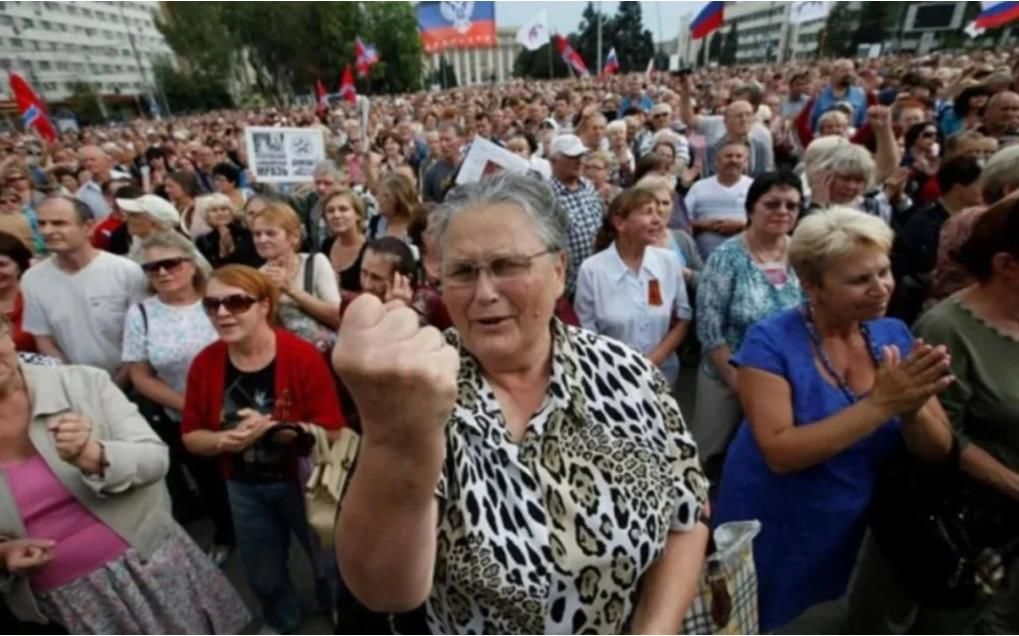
[434,172,568,253]
[196,193,241,223]
[312,160,342,181]
[814,141,875,187]
[141,230,201,260]
[981,145,1019,202]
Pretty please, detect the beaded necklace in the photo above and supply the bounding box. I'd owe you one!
[800,302,881,402]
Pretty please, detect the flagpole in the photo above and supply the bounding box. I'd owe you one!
[596,2,603,77]
[547,38,554,79]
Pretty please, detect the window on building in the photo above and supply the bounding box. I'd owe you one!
[0,16,11,27]
[40,20,51,30]
[66,4,77,15]
[82,8,92,18]
[10,37,22,47]
[22,17,35,28]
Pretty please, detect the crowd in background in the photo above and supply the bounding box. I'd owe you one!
[1,46,1019,634]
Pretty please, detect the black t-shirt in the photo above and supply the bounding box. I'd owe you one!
[223,359,290,482]
[319,236,365,292]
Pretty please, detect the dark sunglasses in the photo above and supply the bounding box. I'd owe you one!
[141,257,191,274]
[761,199,800,211]
[202,294,259,316]
[920,130,938,138]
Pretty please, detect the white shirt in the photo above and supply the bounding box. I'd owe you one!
[75,181,111,221]
[685,175,754,259]
[22,251,148,374]
[574,243,691,384]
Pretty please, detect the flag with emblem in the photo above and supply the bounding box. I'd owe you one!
[8,72,57,143]
[554,35,589,77]
[417,1,496,53]
[354,37,380,77]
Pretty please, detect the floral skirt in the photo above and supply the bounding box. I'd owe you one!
[35,524,251,635]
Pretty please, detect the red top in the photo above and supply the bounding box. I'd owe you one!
[91,215,124,250]
[181,328,346,479]
[6,291,36,353]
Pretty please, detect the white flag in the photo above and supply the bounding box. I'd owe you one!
[789,1,830,24]
[645,56,655,78]
[516,10,549,51]
[964,20,986,38]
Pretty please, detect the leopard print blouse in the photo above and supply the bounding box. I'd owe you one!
[428,320,708,634]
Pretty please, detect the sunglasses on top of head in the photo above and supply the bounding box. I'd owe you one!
[202,294,259,316]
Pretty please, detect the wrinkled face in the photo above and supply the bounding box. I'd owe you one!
[142,245,196,297]
[80,148,110,176]
[324,194,360,236]
[750,185,800,236]
[426,131,441,156]
[314,172,339,198]
[819,113,850,137]
[251,217,297,260]
[204,278,269,344]
[716,144,749,177]
[986,93,1019,130]
[582,156,608,184]
[831,171,868,204]
[607,125,626,147]
[37,199,93,254]
[359,249,396,300]
[440,203,566,370]
[807,243,894,323]
[125,212,159,238]
[725,101,755,136]
[614,201,662,248]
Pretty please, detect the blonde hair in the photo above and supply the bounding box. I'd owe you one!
[802,135,849,178]
[249,202,303,249]
[981,145,1019,202]
[605,120,627,136]
[634,175,675,201]
[196,193,241,223]
[808,138,875,188]
[790,206,893,285]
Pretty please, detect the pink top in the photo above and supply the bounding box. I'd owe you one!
[2,454,129,593]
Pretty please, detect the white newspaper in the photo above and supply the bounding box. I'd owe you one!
[455,136,532,185]
[244,126,325,183]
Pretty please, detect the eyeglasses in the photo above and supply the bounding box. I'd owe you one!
[141,257,191,274]
[202,294,259,316]
[442,249,555,287]
[760,199,800,212]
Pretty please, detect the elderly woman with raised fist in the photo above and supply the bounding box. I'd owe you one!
[0,314,248,633]
[334,172,709,634]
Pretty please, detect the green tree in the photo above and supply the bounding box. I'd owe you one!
[575,2,604,75]
[514,40,572,79]
[363,2,424,94]
[851,2,903,53]
[611,1,655,73]
[696,38,707,67]
[720,23,739,66]
[153,60,233,114]
[820,2,856,58]
[66,81,104,125]
[708,31,723,63]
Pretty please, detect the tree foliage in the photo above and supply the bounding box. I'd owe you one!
[153,60,233,114]
[514,41,574,79]
[820,2,856,58]
[720,23,739,66]
[66,81,104,125]
[157,2,423,104]
[851,2,903,53]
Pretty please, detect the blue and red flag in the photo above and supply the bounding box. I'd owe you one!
[416,1,496,53]
[690,1,725,40]
[555,35,589,77]
[600,48,620,79]
[354,37,380,77]
[975,1,1019,28]
[8,72,57,143]
[315,78,329,118]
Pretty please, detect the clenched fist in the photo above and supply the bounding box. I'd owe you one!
[333,294,460,450]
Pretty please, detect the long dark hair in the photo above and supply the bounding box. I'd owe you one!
[593,188,656,252]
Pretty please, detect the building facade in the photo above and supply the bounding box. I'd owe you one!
[0,0,172,103]
[431,27,521,86]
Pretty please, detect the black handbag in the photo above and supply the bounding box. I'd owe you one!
[870,437,1019,607]
[227,420,316,483]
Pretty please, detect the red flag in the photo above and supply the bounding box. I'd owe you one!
[354,37,380,78]
[8,72,58,143]
[339,65,356,104]
[554,35,589,76]
[315,78,329,118]
[599,48,619,79]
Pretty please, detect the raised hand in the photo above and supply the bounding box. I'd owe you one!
[332,294,459,451]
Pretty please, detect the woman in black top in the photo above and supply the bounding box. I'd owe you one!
[194,193,264,269]
[318,189,366,293]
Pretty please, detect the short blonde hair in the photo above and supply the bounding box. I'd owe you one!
[981,145,1019,202]
[605,120,627,136]
[802,135,849,178]
[196,193,241,223]
[813,141,875,188]
[790,206,893,285]
[634,174,674,201]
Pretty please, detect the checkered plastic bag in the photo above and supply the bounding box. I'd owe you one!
[682,520,762,635]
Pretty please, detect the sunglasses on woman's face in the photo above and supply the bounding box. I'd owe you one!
[761,199,800,211]
[202,294,258,316]
[141,257,191,274]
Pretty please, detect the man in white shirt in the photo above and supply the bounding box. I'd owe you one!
[22,196,148,384]
[679,76,774,160]
[75,145,119,220]
[685,141,755,259]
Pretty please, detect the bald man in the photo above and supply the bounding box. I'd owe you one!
[979,91,1019,145]
[75,145,114,220]
[679,75,774,161]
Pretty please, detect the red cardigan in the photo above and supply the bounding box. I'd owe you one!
[182,329,346,475]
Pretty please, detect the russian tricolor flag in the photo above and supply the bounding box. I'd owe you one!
[690,1,725,40]
[600,48,620,79]
[975,1,1019,29]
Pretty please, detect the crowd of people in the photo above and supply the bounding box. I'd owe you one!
[1,46,1018,634]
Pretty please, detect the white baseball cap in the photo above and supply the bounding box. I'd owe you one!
[549,134,587,158]
[116,194,181,228]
